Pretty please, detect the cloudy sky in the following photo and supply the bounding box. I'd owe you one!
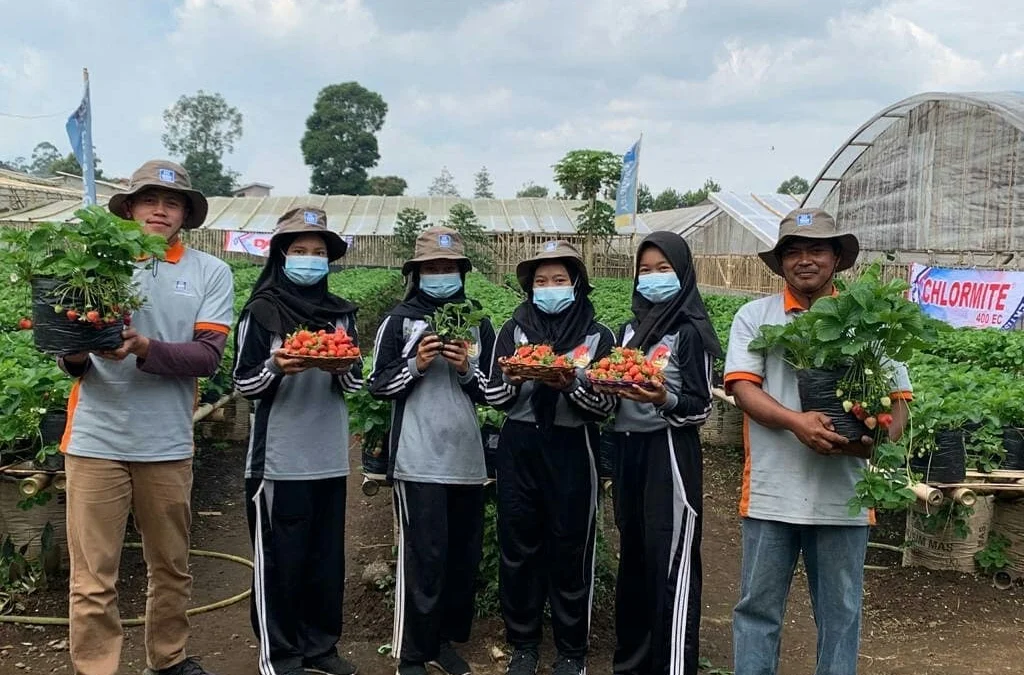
[1,0,1021,198]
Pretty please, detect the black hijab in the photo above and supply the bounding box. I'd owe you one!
[241,238,356,336]
[512,258,595,354]
[626,232,723,357]
[512,258,595,427]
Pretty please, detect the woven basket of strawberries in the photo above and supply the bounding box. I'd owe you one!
[280,327,361,369]
[586,347,664,391]
[498,344,576,382]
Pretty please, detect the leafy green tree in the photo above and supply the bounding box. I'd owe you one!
[48,150,105,179]
[637,183,654,213]
[680,178,721,207]
[428,167,460,197]
[301,82,388,195]
[443,203,493,273]
[777,175,810,196]
[28,142,61,176]
[516,182,549,198]
[183,150,237,196]
[473,166,495,198]
[652,188,684,211]
[368,175,408,196]
[551,149,621,200]
[162,90,243,158]
[392,207,429,260]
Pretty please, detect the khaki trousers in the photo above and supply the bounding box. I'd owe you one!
[65,455,194,675]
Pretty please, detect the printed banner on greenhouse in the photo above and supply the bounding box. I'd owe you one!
[908,263,1024,329]
[224,231,272,256]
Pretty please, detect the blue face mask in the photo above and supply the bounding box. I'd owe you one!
[533,286,575,314]
[420,272,463,299]
[636,272,681,303]
[284,255,329,286]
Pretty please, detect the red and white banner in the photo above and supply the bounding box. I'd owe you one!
[909,263,1024,329]
[223,231,272,256]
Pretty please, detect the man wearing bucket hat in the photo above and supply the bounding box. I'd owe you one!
[233,206,362,675]
[723,208,911,675]
[487,241,615,675]
[59,160,233,675]
[369,226,495,675]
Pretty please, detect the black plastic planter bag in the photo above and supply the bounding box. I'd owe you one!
[796,368,869,443]
[1003,426,1024,470]
[31,277,124,356]
[910,429,967,484]
[361,433,390,478]
[481,424,500,479]
[39,409,67,446]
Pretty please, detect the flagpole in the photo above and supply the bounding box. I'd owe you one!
[631,131,642,236]
[81,68,96,206]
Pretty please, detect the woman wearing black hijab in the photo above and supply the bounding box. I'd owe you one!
[232,207,361,675]
[606,232,722,675]
[487,241,615,675]
[368,226,495,675]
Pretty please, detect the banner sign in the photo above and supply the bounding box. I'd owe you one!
[614,137,642,232]
[224,231,272,256]
[908,263,1024,329]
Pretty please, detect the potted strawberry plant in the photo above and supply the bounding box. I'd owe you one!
[428,300,487,346]
[750,263,938,443]
[0,206,167,356]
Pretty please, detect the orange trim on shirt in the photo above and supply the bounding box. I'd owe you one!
[164,241,185,264]
[739,415,752,518]
[783,284,838,313]
[195,322,230,335]
[868,507,877,526]
[724,371,763,395]
[60,380,81,454]
[888,390,913,401]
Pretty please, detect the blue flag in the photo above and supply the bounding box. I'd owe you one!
[614,137,641,232]
[66,74,97,206]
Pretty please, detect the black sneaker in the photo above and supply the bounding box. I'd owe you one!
[428,642,471,675]
[398,660,429,675]
[506,647,539,675]
[305,653,359,675]
[143,657,217,675]
[551,655,585,675]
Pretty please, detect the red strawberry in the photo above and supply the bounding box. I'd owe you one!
[86,310,100,323]
[850,404,867,421]
[66,309,79,321]
[18,318,32,330]
[877,413,894,430]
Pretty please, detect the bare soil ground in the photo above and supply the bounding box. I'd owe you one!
[2,442,1023,675]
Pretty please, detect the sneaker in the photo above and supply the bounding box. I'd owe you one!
[551,655,585,675]
[305,653,359,675]
[505,647,539,675]
[398,660,429,675]
[428,642,471,675]
[143,657,217,675]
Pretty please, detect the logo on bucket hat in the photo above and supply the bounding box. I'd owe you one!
[304,210,319,225]
[544,241,558,252]
[796,213,813,226]
[158,168,177,183]
[438,234,453,248]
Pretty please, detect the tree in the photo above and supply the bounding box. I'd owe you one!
[777,175,810,196]
[28,142,62,176]
[428,167,460,197]
[637,183,654,213]
[183,150,237,197]
[367,175,408,196]
[516,182,549,198]
[573,201,615,237]
[443,203,493,273]
[653,188,684,211]
[392,207,429,260]
[48,152,105,179]
[162,90,244,159]
[301,82,388,195]
[551,149,621,200]
[679,178,721,207]
[473,166,495,199]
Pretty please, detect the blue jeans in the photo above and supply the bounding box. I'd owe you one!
[732,518,869,675]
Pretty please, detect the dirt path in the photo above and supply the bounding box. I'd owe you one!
[2,443,1023,675]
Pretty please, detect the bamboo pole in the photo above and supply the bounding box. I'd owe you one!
[993,570,1014,590]
[52,474,67,492]
[948,487,977,507]
[19,473,53,497]
[192,393,234,424]
[910,482,944,507]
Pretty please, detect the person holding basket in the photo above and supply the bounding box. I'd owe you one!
[233,206,362,675]
[602,232,720,675]
[487,241,615,675]
[368,226,495,675]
